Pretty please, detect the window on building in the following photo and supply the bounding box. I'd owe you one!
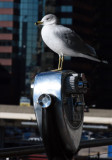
[0,2,19,9]
[0,15,19,21]
[61,6,73,12]
[0,2,13,8]
[0,40,12,46]
[0,53,11,59]
[61,18,72,25]
[65,56,71,60]
[0,27,13,33]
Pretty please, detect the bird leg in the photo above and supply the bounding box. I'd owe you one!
[51,55,64,71]
[58,55,64,70]
[60,55,64,70]
[58,55,61,70]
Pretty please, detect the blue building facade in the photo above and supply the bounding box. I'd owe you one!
[0,0,40,103]
[19,0,39,94]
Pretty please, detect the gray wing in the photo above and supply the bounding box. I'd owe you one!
[55,25,97,57]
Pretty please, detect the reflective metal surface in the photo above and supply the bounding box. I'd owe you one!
[33,71,62,135]
[33,70,85,153]
[38,94,52,108]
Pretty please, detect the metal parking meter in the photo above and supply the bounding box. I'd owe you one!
[33,70,87,160]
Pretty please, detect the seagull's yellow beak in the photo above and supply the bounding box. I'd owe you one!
[34,21,43,25]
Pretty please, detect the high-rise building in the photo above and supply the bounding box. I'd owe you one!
[0,0,20,104]
[19,0,39,94]
[0,0,39,104]
[0,0,112,107]
[0,0,19,73]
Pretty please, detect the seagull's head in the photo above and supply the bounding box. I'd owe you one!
[35,14,57,26]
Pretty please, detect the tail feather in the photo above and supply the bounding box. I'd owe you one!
[85,43,96,56]
[78,53,108,64]
[78,53,101,62]
[101,60,108,64]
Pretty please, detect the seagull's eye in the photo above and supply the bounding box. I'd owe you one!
[46,18,50,21]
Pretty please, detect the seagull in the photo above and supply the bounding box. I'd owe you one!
[35,14,102,71]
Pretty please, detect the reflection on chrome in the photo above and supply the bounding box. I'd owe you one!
[38,94,52,108]
[33,71,62,135]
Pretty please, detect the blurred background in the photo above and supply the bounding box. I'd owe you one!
[0,0,112,158]
[0,0,112,107]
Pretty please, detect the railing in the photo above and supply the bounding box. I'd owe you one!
[1,138,112,159]
[0,145,45,158]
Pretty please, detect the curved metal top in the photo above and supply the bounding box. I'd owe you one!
[33,71,63,135]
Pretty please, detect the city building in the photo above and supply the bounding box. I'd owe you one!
[0,0,20,104]
[19,0,39,94]
[0,0,39,104]
[0,0,112,107]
